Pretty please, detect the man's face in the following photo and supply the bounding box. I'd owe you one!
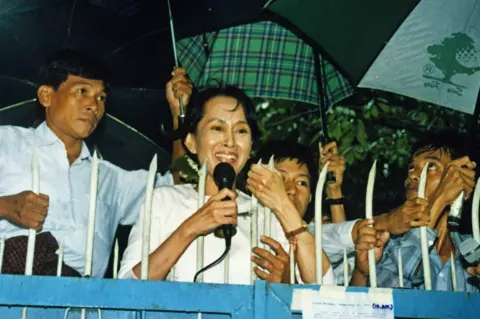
[38,74,107,141]
[275,159,312,218]
[405,149,453,200]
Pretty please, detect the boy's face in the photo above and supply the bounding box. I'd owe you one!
[275,159,312,218]
[406,149,453,200]
[38,74,107,141]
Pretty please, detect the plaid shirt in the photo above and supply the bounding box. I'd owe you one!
[376,227,479,292]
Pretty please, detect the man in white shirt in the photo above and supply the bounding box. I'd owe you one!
[0,49,191,277]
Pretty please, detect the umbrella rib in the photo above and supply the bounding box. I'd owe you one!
[0,1,58,16]
[0,98,37,111]
[105,114,162,149]
[0,75,38,88]
[66,0,79,45]
[263,0,277,9]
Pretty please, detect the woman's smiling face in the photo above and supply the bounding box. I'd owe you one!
[186,95,253,177]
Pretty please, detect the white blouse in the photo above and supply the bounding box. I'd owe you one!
[118,184,335,285]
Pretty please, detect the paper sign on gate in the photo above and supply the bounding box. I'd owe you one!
[292,287,394,319]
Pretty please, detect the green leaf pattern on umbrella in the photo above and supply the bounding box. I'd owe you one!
[426,33,480,86]
[177,21,353,108]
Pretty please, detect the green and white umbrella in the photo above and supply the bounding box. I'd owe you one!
[177,21,353,110]
[267,0,480,114]
[360,0,480,114]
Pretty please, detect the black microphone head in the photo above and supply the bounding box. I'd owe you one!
[213,162,236,190]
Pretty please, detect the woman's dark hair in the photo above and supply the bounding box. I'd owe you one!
[39,49,108,90]
[183,85,260,161]
[256,140,318,223]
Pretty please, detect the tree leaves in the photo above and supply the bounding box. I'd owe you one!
[255,93,470,168]
[356,119,367,146]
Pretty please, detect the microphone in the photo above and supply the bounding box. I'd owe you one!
[192,162,236,282]
[213,162,237,239]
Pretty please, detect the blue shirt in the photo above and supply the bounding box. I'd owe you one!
[376,227,479,292]
[0,122,173,277]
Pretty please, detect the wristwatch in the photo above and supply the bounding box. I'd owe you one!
[325,197,345,206]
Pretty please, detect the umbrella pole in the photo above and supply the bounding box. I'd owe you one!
[166,0,186,121]
[313,50,335,184]
[313,50,329,139]
[167,0,179,68]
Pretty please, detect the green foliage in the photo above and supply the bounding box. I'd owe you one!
[255,94,470,169]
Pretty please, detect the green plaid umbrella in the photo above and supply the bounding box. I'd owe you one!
[177,21,353,109]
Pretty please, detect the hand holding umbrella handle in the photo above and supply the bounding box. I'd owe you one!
[321,138,337,185]
[177,113,185,129]
[179,98,186,119]
[326,171,336,185]
[171,113,186,142]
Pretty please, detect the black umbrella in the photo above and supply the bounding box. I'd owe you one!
[0,0,187,170]
[0,0,262,86]
[0,0,170,87]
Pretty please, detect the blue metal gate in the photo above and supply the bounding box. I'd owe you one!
[0,275,478,318]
